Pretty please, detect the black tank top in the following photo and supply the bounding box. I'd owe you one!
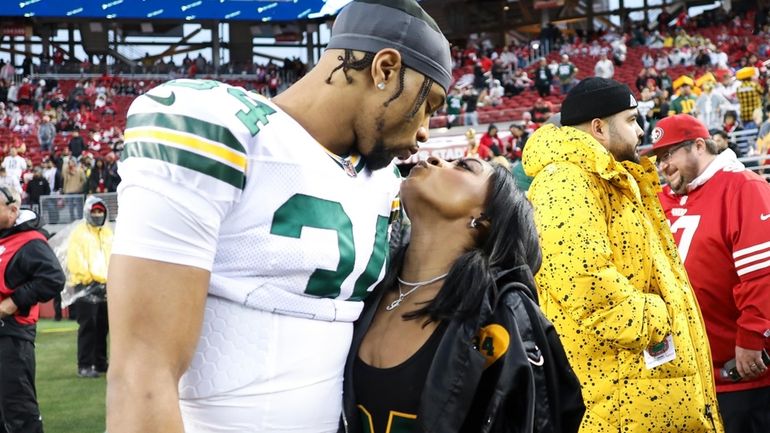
[353,321,447,433]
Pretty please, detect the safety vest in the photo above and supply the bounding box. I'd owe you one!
[0,230,47,325]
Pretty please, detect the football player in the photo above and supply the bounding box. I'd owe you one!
[106,1,452,432]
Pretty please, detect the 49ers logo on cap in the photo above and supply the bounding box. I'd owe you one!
[651,127,664,144]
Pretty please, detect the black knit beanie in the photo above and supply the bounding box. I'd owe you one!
[560,77,638,126]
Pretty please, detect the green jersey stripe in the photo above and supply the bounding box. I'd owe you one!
[127,112,247,154]
[354,157,366,173]
[122,141,246,189]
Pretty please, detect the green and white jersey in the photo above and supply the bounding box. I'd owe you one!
[114,79,401,322]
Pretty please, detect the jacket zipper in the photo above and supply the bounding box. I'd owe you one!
[705,404,717,432]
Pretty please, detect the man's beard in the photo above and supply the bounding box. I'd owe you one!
[362,115,395,171]
[609,125,640,164]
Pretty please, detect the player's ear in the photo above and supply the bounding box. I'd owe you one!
[370,49,402,90]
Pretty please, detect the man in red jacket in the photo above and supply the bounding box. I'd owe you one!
[652,114,770,433]
[0,185,65,433]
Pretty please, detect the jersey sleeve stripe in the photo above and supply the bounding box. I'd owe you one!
[733,240,770,259]
[125,128,247,170]
[122,141,246,189]
[126,112,246,154]
[736,258,770,277]
[734,249,770,268]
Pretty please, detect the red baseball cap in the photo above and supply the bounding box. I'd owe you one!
[649,114,710,153]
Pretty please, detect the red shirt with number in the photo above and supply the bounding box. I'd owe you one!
[658,151,770,392]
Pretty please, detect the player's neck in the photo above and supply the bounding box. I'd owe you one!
[273,69,356,157]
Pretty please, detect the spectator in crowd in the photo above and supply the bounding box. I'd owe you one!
[66,197,112,378]
[636,87,656,134]
[757,105,770,159]
[103,153,120,193]
[482,79,504,107]
[37,115,56,153]
[670,79,697,115]
[88,158,108,194]
[461,86,479,126]
[25,167,50,212]
[463,128,481,159]
[67,130,85,159]
[723,110,742,134]
[696,81,731,130]
[444,87,462,128]
[0,186,65,433]
[655,52,671,70]
[2,148,26,192]
[714,71,739,104]
[42,158,59,193]
[478,124,503,160]
[735,67,764,126]
[506,123,529,161]
[0,61,14,83]
[105,0,453,431]
[0,167,20,195]
[533,58,553,97]
[557,54,578,94]
[531,98,553,124]
[594,52,615,79]
[659,70,674,94]
[653,114,770,433]
[509,68,532,96]
[710,129,733,153]
[62,158,86,221]
[341,156,584,432]
[522,77,723,433]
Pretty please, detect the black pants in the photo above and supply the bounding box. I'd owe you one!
[75,300,109,371]
[52,295,61,321]
[717,386,770,433]
[0,337,43,433]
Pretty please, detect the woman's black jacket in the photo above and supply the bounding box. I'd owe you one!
[339,271,584,433]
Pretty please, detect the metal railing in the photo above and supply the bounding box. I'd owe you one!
[37,192,118,227]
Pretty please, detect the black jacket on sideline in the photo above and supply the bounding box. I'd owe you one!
[0,211,65,341]
[340,267,585,433]
[25,176,51,206]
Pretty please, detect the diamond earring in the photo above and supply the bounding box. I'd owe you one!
[377,82,386,90]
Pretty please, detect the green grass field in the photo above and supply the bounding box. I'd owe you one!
[36,319,106,433]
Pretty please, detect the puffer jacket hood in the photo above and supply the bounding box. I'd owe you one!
[523,123,659,191]
[83,196,108,227]
[522,124,723,433]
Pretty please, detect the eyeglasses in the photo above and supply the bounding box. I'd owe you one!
[655,142,693,168]
[0,186,15,206]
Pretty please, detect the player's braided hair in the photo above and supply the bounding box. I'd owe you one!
[326,48,431,118]
[407,75,433,119]
[325,49,375,85]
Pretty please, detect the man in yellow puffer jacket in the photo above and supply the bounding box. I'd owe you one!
[67,196,112,378]
[523,77,723,433]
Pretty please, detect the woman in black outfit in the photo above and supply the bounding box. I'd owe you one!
[341,157,584,433]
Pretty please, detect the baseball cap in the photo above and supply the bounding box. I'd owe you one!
[649,114,710,153]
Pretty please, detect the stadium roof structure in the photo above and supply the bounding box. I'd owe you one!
[3,0,352,22]
[0,0,757,72]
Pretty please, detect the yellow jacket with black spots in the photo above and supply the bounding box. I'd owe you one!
[522,124,723,433]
